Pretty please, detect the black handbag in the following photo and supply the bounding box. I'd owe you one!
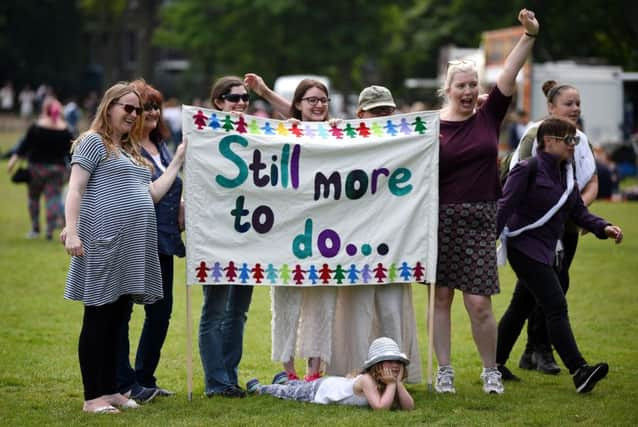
[11,166,30,183]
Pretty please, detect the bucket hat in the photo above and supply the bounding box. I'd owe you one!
[362,337,409,370]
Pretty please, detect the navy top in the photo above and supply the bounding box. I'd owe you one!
[497,151,609,265]
[141,142,186,257]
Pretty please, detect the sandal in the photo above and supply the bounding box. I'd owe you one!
[83,405,120,414]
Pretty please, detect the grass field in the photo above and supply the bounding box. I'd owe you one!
[1,131,637,426]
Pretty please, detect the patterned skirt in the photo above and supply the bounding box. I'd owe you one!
[436,202,500,296]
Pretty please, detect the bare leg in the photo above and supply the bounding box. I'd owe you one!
[431,286,454,366]
[463,293,497,368]
[307,357,321,377]
[283,358,296,376]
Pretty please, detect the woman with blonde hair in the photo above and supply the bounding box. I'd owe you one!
[61,82,185,413]
[431,9,538,395]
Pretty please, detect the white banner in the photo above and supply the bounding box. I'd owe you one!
[183,106,438,286]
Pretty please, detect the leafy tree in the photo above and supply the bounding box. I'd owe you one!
[0,0,87,97]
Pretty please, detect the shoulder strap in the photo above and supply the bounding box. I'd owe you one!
[526,156,538,189]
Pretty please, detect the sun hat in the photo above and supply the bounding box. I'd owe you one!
[362,337,409,370]
[357,85,396,112]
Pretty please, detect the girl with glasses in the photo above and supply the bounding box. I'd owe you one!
[502,80,599,378]
[61,82,186,413]
[496,117,622,393]
[244,73,336,383]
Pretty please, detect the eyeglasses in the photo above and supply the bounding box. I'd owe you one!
[548,135,580,146]
[114,102,142,115]
[221,93,250,103]
[143,102,161,111]
[367,106,396,116]
[302,96,330,106]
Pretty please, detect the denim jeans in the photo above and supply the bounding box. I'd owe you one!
[117,254,174,392]
[496,247,586,373]
[199,284,253,394]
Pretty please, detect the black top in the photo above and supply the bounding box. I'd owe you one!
[18,124,73,164]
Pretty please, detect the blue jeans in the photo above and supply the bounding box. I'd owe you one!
[199,284,253,394]
[117,254,174,392]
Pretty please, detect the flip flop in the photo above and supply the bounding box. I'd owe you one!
[84,405,120,414]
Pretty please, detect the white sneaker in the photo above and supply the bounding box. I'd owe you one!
[481,367,504,394]
[435,366,456,393]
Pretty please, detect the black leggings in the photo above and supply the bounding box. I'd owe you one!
[79,296,130,400]
[496,247,586,373]
[524,231,579,352]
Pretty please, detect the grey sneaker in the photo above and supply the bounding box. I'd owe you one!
[435,366,456,394]
[481,367,505,394]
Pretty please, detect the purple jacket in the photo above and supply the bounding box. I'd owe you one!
[497,151,609,265]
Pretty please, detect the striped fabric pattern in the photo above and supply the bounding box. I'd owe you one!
[64,133,162,306]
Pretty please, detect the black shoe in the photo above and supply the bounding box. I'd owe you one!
[573,363,609,393]
[518,350,535,370]
[220,385,246,398]
[497,364,521,381]
[533,351,561,375]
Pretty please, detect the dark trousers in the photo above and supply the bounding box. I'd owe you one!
[117,254,174,391]
[524,231,579,352]
[79,296,130,400]
[496,247,586,374]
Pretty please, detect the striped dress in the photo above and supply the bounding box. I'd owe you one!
[64,133,163,306]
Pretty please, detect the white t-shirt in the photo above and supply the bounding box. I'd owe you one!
[313,375,369,406]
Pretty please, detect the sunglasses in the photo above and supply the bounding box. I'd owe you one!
[221,93,250,103]
[548,135,580,146]
[302,96,330,106]
[367,106,396,116]
[114,102,142,115]
[143,102,161,111]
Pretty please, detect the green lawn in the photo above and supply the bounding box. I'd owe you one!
[1,130,637,426]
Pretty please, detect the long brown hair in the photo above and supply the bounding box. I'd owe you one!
[290,79,329,120]
[72,82,148,167]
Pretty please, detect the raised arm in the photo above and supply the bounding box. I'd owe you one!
[496,9,539,97]
[244,73,292,119]
[149,140,186,202]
